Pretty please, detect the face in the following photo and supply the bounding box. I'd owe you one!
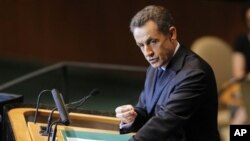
[133,20,177,68]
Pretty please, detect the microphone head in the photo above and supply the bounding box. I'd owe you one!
[51,88,70,126]
[89,88,100,97]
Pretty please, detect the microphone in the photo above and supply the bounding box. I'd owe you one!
[40,88,100,136]
[67,88,100,111]
[51,88,70,126]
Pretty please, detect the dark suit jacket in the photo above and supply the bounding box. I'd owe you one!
[121,45,220,141]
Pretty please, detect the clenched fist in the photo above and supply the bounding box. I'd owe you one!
[115,104,137,124]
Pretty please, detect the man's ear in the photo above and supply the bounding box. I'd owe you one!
[169,26,177,41]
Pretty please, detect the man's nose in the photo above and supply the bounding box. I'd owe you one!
[144,45,153,57]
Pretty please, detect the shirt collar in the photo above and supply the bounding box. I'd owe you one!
[160,42,180,71]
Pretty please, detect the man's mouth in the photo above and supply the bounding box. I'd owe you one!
[148,58,158,64]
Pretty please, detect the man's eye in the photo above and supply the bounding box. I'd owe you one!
[150,40,158,45]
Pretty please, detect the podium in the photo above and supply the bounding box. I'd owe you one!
[5,105,130,141]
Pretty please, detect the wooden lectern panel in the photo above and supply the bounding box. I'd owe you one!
[7,108,121,141]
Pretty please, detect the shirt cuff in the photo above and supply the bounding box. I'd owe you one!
[119,121,133,129]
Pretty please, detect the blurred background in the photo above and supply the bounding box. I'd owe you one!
[0,0,245,66]
[0,0,249,141]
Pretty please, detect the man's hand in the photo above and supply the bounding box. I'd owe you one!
[115,105,137,124]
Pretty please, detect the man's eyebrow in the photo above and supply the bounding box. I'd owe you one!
[136,37,155,46]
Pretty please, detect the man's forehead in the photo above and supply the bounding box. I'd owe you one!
[133,30,156,44]
[133,21,160,40]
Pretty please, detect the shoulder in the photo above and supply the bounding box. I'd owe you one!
[177,45,213,73]
[178,46,215,79]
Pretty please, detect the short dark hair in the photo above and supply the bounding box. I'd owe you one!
[130,5,175,35]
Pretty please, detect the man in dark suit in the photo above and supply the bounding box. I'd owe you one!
[115,5,220,141]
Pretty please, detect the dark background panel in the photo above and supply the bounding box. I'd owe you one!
[0,0,246,66]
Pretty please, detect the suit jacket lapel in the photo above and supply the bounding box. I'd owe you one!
[147,69,176,114]
[146,69,157,113]
[146,45,188,114]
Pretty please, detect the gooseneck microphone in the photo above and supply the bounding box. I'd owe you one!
[67,88,100,111]
[51,88,70,126]
[47,89,70,141]
[40,88,100,136]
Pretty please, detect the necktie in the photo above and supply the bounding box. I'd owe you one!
[154,69,164,94]
[157,69,164,79]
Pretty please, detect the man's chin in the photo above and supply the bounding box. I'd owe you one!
[150,62,161,68]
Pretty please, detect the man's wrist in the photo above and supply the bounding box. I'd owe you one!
[119,121,134,129]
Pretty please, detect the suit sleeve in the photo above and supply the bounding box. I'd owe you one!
[119,90,149,134]
[129,69,209,141]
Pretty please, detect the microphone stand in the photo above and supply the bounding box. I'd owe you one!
[39,107,57,136]
[34,89,51,123]
[47,120,61,141]
[51,123,58,141]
